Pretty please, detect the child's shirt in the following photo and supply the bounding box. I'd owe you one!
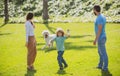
[53,36,67,51]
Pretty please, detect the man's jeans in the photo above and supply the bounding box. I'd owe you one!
[98,37,108,70]
[57,51,67,68]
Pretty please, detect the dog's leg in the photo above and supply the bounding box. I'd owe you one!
[48,44,51,49]
[41,44,47,50]
[51,42,53,48]
[49,42,53,49]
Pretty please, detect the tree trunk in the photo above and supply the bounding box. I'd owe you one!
[43,0,49,23]
[4,0,9,24]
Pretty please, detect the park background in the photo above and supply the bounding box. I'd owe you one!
[0,0,120,76]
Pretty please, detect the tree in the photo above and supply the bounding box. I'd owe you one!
[43,0,49,23]
[4,0,9,24]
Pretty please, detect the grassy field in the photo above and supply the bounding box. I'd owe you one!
[0,22,120,76]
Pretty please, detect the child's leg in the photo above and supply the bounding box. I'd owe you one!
[62,57,68,66]
[57,51,64,68]
[61,52,68,66]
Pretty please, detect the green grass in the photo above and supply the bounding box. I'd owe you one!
[0,22,120,76]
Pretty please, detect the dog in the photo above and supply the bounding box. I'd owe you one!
[42,30,56,50]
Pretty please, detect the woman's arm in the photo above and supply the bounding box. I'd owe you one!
[30,21,35,28]
[25,22,30,47]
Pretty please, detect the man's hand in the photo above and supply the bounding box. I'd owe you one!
[93,39,97,45]
[93,25,102,45]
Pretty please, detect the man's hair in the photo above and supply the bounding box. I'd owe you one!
[94,5,101,12]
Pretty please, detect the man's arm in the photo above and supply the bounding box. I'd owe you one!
[93,25,102,45]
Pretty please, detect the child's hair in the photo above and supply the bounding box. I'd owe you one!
[26,12,33,20]
[56,29,64,37]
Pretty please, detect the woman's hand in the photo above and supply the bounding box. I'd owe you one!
[35,40,37,45]
[25,42,28,47]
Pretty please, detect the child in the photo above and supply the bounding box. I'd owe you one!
[49,28,70,70]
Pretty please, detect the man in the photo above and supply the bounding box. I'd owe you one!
[93,5,108,71]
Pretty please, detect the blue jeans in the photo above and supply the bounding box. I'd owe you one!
[98,37,108,70]
[57,51,67,68]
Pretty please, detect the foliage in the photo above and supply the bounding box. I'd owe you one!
[0,0,120,23]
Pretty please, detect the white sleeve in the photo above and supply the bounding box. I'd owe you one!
[25,22,30,42]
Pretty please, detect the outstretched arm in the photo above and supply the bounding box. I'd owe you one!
[48,37,56,46]
[65,29,70,37]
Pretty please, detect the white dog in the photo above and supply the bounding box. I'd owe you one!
[42,30,56,50]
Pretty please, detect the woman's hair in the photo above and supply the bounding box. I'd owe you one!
[26,12,34,20]
[56,30,64,37]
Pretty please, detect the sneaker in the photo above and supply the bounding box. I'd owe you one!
[27,66,36,72]
[59,67,64,70]
[102,68,108,71]
[96,66,102,69]
[64,65,68,68]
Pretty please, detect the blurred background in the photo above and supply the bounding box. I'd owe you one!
[0,0,120,24]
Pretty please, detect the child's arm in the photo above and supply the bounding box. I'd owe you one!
[48,37,56,46]
[65,29,70,38]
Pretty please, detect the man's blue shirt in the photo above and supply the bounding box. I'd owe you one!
[94,14,106,40]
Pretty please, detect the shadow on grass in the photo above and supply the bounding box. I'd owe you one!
[86,40,94,42]
[0,23,6,28]
[25,70,36,76]
[37,36,44,38]
[0,33,12,36]
[44,22,56,34]
[70,35,93,39]
[65,42,96,51]
[57,70,66,75]
[36,42,45,46]
[56,70,73,76]
[37,47,56,53]
[101,70,112,76]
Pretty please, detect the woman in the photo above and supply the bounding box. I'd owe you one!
[25,12,37,70]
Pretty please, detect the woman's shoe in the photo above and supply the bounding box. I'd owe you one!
[27,66,36,71]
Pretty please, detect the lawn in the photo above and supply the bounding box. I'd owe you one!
[0,22,120,76]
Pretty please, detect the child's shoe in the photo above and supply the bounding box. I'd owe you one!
[102,68,108,71]
[96,66,102,69]
[59,67,64,70]
[64,65,68,68]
